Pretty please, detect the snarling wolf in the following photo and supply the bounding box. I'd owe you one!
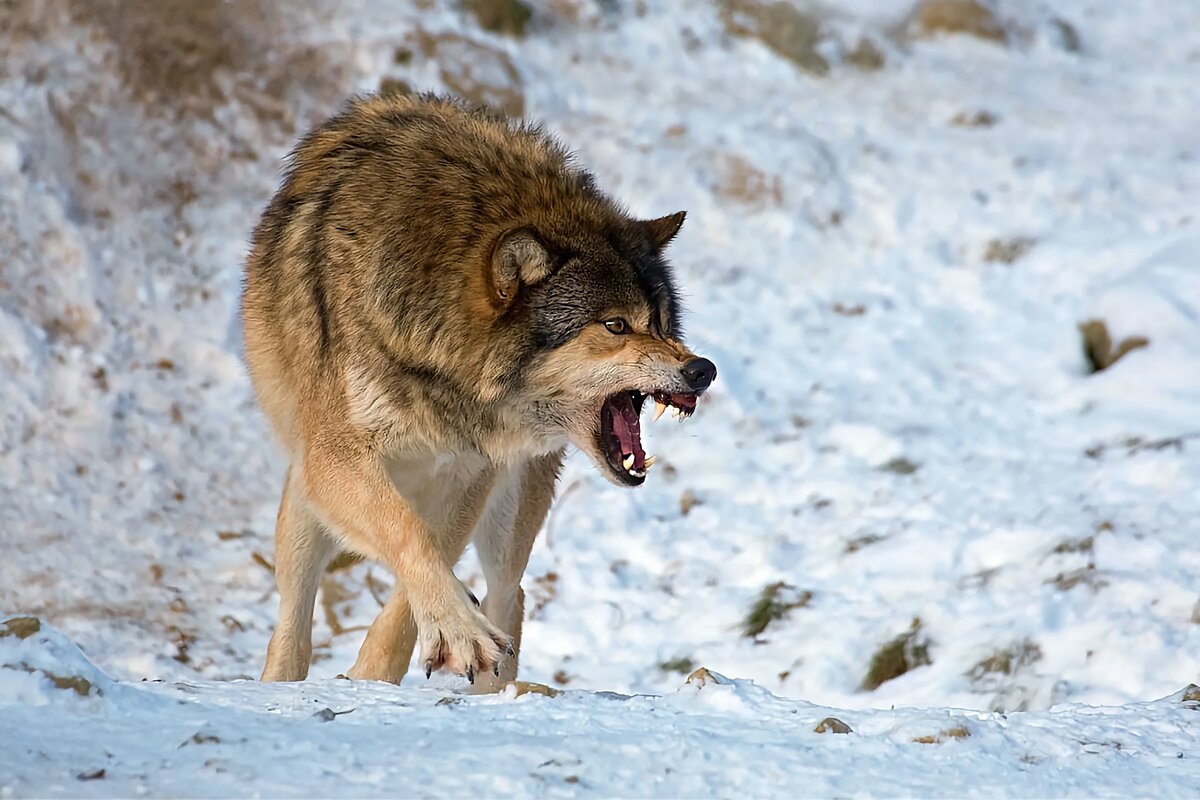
[242,94,716,690]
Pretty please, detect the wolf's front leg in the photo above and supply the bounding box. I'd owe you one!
[301,443,513,682]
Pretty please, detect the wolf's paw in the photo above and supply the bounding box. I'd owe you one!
[417,598,513,684]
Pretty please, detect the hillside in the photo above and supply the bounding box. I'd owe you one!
[2,1,1199,795]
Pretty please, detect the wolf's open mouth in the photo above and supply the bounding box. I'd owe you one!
[599,390,698,485]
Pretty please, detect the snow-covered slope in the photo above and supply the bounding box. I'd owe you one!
[3,0,1199,795]
[4,618,1200,797]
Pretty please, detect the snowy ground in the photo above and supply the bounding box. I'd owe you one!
[4,618,1200,797]
[3,0,1200,795]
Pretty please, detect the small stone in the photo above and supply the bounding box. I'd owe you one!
[814,717,853,734]
[685,667,731,687]
[0,616,41,640]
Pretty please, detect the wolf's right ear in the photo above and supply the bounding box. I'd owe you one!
[490,228,555,305]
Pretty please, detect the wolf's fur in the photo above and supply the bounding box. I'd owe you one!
[242,94,712,689]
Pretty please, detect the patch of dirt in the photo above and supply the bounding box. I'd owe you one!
[416,31,525,117]
[906,0,1007,44]
[66,0,348,129]
[845,38,886,71]
[952,110,1000,128]
[709,152,784,209]
[1051,536,1094,555]
[463,0,533,37]
[845,533,886,554]
[720,0,830,77]
[1046,564,1108,592]
[879,456,920,475]
[659,656,696,674]
[983,236,1036,264]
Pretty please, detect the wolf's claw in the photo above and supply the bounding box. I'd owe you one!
[425,661,433,680]
[466,665,475,684]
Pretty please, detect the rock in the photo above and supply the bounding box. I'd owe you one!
[0,616,41,640]
[685,667,732,687]
[720,0,830,76]
[814,717,853,734]
[907,0,1007,44]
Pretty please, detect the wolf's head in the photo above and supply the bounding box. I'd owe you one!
[489,211,716,486]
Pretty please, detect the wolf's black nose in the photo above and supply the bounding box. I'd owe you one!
[682,357,717,392]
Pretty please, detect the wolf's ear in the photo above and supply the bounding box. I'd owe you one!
[640,211,686,250]
[491,228,555,304]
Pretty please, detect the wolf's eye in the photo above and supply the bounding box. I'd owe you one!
[603,318,630,335]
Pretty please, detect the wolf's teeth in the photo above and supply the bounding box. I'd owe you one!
[643,455,656,468]
[630,468,646,478]
[653,399,667,422]
[622,454,634,470]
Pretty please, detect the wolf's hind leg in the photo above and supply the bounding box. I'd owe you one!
[347,586,419,684]
[470,452,562,694]
[261,466,339,682]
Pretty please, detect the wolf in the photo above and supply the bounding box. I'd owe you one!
[242,94,716,691]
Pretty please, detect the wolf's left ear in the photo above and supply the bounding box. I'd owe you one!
[491,228,555,305]
[640,211,686,250]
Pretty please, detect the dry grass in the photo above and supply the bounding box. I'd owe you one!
[912,725,970,744]
[861,619,932,691]
[967,639,1042,680]
[1079,319,1149,373]
[741,582,813,639]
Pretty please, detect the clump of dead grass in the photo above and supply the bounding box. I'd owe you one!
[861,618,932,691]
[740,582,813,639]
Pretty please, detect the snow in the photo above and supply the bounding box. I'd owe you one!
[4,619,1200,797]
[3,0,1200,795]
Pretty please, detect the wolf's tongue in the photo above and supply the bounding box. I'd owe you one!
[610,394,645,469]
